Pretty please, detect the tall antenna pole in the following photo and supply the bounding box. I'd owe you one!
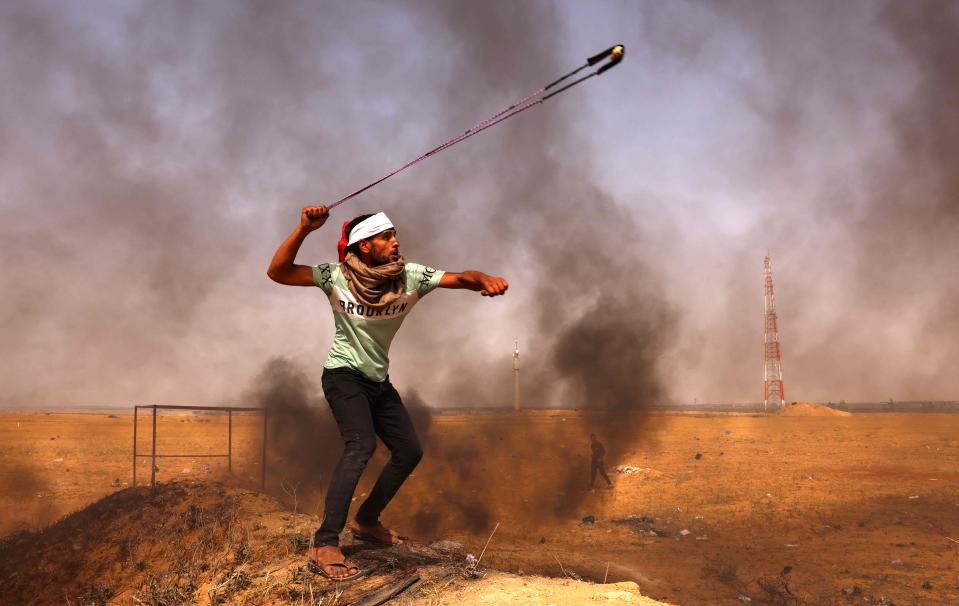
[763,254,786,412]
[513,339,521,412]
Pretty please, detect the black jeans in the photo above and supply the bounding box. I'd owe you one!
[314,367,423,547]
[591,460,612,487]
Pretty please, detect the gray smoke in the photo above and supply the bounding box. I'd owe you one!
[681,1,959,401]
[1,1,957,409]
[382,3,677,412]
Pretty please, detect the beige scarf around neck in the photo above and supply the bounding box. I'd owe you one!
[341,252,406,310]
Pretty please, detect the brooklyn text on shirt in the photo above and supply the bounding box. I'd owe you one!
[329,287,421,320]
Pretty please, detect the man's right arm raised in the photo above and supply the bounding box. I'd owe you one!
[267,205,329,286]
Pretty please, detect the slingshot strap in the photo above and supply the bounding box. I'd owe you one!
[326,44,625,210]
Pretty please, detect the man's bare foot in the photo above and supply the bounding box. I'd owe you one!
[309,545,361,581]
[350,519,405,546]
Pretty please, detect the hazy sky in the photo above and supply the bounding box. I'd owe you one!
[2,1,957,407]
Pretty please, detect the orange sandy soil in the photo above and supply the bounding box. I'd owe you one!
[2,410,958,605]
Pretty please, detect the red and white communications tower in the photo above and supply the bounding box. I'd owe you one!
[763,254,785,411]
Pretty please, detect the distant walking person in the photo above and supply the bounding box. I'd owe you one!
[590,433,613,489]
[268,205,508,581]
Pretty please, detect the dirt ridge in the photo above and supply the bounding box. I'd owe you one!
[0,481,665,605]
[776,401,852,417]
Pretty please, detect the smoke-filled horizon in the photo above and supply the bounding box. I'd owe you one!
[2,1,957,408]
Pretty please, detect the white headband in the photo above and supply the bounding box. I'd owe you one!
[347,212,394,246]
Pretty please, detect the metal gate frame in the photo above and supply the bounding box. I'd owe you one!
[132,404,268,490]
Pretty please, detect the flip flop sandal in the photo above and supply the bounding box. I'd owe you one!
[351,527,405,546]
[309,560,365,583]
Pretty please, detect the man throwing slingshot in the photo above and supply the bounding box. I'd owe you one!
[268,205,508,581]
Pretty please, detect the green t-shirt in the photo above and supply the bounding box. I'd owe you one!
[312,262,445,382]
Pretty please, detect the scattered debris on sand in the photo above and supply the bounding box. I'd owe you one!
[615,465,663,478]
[611,514,671,537]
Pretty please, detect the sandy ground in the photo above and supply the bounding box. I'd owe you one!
[439,573,661,604]
[777,401,851,417]
[1,410,958,604]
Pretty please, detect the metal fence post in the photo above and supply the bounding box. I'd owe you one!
[260,407,268,491]
[227,409,233,474]
[132,406,138,487]
[150,405,157,488]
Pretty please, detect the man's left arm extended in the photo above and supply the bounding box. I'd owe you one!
[438,271,509,297]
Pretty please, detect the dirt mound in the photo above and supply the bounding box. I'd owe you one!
[777,401,852,417]
[0,481,665,605]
